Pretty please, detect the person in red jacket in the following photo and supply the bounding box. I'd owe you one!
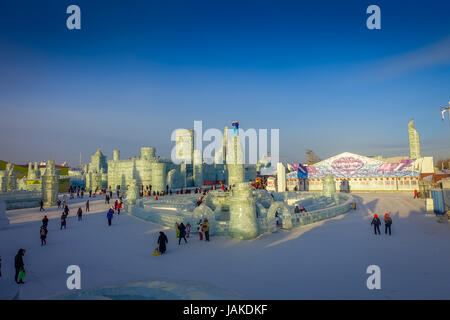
[413,189,418,199]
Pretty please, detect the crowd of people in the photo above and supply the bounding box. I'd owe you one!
[3,182,403,285]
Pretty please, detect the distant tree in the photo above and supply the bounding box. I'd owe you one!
[305,149,320,165]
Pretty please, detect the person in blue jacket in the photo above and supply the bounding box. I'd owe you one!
[107,207,114,226]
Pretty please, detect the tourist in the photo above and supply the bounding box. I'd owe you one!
[157,231,168,254]
[115,200,121,214]
[107,207,114,226]
[60,213,67,229]
[64,205,70,216]
[301,206,307,213]
[14,249,26,284]
[105,194,110,204]
[89,190,92,198]
[186,222,191,238]
[294,205,300,214]
[81,189,84,198]
[40,225,48,246]
[413,189,418,199]
[175,222,179,239]
[371,214,381,235]
[178,222,187,245]
[384,213,392,235]
[197,219,203,240]
[85,200,90,212]
[39,200,45,212]
[57,199,61,208]
[77,207,83,221]
[42,215,49,228]
[202,219,210,242]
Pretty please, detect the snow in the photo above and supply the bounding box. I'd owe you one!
[1,192,449,300]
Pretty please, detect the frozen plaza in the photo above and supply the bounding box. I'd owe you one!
[0,192,450,300]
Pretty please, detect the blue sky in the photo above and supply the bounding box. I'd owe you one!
[0,0,449,166]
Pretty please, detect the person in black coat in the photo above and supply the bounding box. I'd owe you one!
[60,213,67,229]
[157,232,168,254]
[77,207,83,221]
[40,226,48,245]
[14,249,26,284]
[42,215,49,228]
[371,214,381,235]
[178,223,187,245]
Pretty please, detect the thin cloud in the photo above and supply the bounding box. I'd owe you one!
[370,35,450,80]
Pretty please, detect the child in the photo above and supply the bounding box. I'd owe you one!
[186,222,191,238]
[152,246,160,256]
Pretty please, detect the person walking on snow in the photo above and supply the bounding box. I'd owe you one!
[157,231,168,254]
[40,225,48,246]
[60,213,67,229]
[413,189,418,199]
[175,222,180,238]
[178,222,187,245]
[39,200,45,212]
[77,207,83,221]
[384,213,392,235]
[14,249,26,284]
[116,201,121,215]
[64,205,69,216]
[197,219,203,240]
[42,215,49,228]
[85,200,90,212]
[202,218,210,241]
[107,207,114,226]
[371,214,381,235]
[186,222,191,238]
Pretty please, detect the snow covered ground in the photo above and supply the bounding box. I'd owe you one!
[0,192,449,300]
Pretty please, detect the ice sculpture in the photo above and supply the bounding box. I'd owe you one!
[228,182,258,239]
